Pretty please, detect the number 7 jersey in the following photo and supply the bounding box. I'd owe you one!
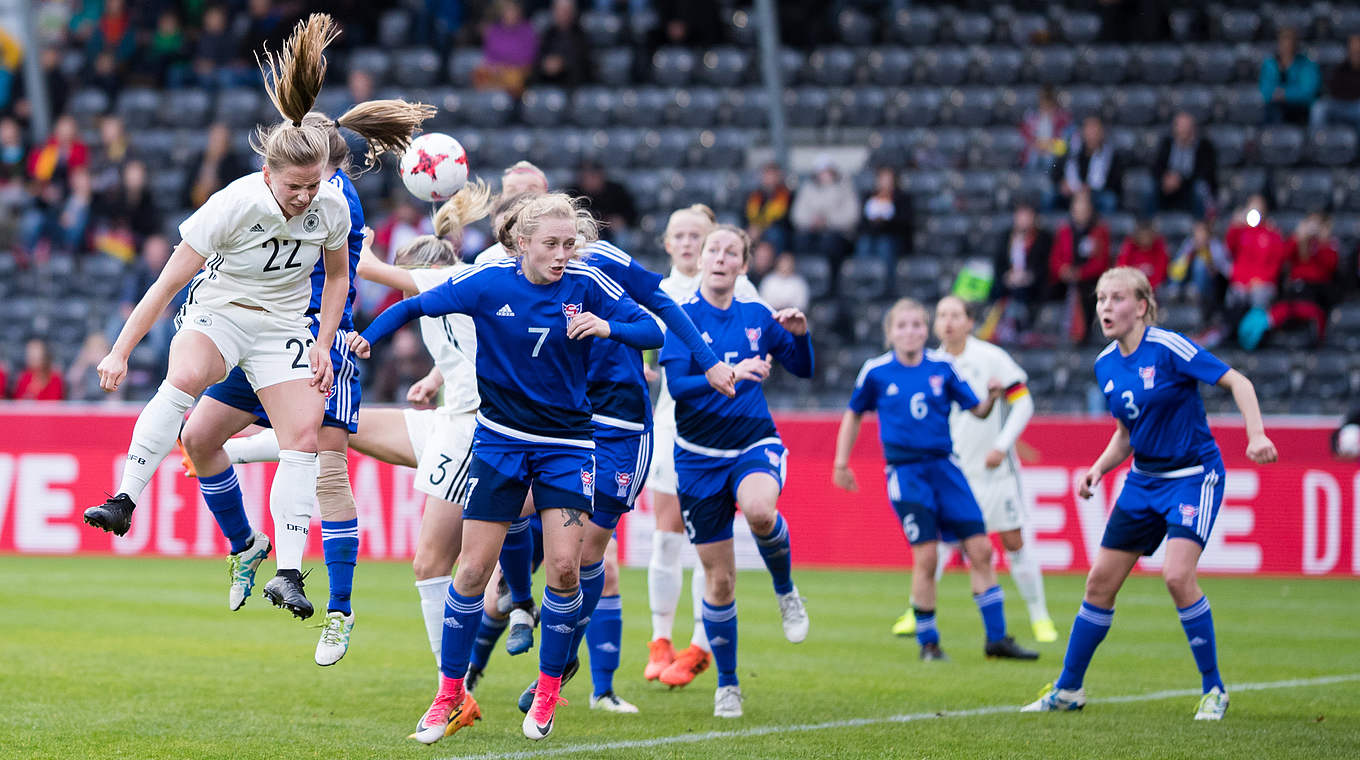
[178,172,351,320]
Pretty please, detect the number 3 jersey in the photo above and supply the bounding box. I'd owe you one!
[178,172,351,321]
[1095,326,1228,474]
[849,350,979,463]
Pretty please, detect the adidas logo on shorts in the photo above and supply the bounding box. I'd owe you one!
[497,304,516,317]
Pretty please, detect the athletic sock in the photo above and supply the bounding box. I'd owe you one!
[270,450,317,571]
[199,466,252,553]
[539,587,582,678]
[1178,596,1224,693]
[690,562,711,651]
[974,584,1008,642]
[415,575,452,667]
[117,380,194,500]
[569,560,606,659]
[500,518,535,605]
[321,518,359,615]
[439,585,485,680]
[701,600,739,687]
[1056,601,1114,690]
[914,607,940,647]
[470,611,508,670]
[648,531,685,640]
[752,513,794,595]
[1006,546,1051,622]
[222,428,281,464]
[587,594,622,697]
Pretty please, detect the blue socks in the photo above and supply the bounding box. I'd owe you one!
[500,518,535,605]
[539,586,582,678]
[1178,596,1224,694]
[702,600,739,687]
[439,586,485,680]
[587,594,623,697]
[914,608,939,647]
[321,518,358,615]
[974,585,1007,643]
[569,560,606,659]
[753,513,794,595]
[200,467,252,554]
[1056,601,1114,690]
[470,611,508,670]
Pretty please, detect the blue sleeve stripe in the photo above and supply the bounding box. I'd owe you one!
[1147,329,1196,361]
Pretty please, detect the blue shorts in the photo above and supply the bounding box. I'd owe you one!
[1102,462,1225,555]
[462,427,595,522]
[886,456,986,545]
[201,320,362,433]
[591,429,653,530]
[675,440,786,545]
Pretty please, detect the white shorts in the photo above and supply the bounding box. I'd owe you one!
[404,408,477,502]
[966,464,1028,534]
[177,303,314,391]
[647,406,678,495]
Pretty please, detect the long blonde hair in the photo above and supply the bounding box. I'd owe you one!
[302,100,436,176]
[395,178,496,268]
[250,13,336,170]
[494,192,599,258]
[1096,266,1159,325]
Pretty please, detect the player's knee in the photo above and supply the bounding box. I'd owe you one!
[1083,573,1117,607]
[412,550,452,581]
[453,559,496,595]
[178,421,219,464]
[316,451,357,522]
[544,556,579,589]
[1162,566,1199,601]
[999,530,1024,553]
[705,569,736,604]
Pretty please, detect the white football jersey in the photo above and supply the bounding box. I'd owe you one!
[410,266,480,414]
[179,172,349,319]
[653,266,760,418]
[473,242,508,264]
[946,336,1028,473]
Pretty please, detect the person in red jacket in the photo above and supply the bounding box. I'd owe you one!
[1116,218,1169,290]
[13,338,65,401]
[1224,195,1288,304]
[1268,213,1338,344]
[1049,190,1112,342]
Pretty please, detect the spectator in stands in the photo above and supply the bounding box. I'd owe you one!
[193,4,244,90]
[791,156,859,263]
[569,159,638,245]
[143,9,189,88]
[0,116,26,230]
[1020,85,1071,172]
[1116,218,1169,290]
[990,200,1053,332]
[21,164,91,257]
[1260,26,1320,126]
[27,114,88,189]
[13,338,65,401]
[346,68,375,107]
[536,0,593,87]
[94,159,160,248]
[1050,115,1123,214]
[745,162,793,253]
[1267,212,1338,346]
[759,251,811,312]
[474,0,539,97]
[89,51,124,104]
[1169,219,1231,317]
[11,47,71,124]
[364,200,435,315]
[1049,189,1112,342]
[371,327,435,403]
[108,234,180,359]
[1312,34,1360,132]
[90,115,130,195]
[1150,111,1217,219]
[188,122,247,209]
[67,331,116,402]
[84,0,136,65]
[1223,194,1289,347]
[855,166,913,268]
[653,0,724,49]
[420,0,465,48]
[0,26,18,114]
[239,0,287,63]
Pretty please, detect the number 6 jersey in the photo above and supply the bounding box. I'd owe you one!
[849,349,978,464]
[178,172,351,321]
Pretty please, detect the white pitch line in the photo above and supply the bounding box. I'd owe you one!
[439,673,1360,760]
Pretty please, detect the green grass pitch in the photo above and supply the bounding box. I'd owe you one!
[2,555,1357,759]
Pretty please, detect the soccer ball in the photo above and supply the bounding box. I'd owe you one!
[399,133,468,203]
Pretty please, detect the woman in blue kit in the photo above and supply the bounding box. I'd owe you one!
[347,193,664,743]
[833,298,1039,663]
[659,224,815,719]
[1023,266,1276,720]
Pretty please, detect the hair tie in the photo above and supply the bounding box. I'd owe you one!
[292,120,302,127]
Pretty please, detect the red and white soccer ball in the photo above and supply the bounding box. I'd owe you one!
[399,132,469,203]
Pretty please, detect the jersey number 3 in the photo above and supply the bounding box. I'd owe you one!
[1120,390,1141,420]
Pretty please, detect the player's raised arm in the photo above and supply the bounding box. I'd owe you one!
[98,242,206,391]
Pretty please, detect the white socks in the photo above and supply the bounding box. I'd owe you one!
[1006,546,1051,622]
[415,575,452,666]
[271,449,318,571]
[648,530,685,640]
[117,380,195,500]
[223,428,282,464]
[690,560,710,652]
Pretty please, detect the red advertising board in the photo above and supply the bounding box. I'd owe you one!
[1,404,1355,576]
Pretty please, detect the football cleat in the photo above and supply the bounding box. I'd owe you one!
[1021,682,1086,712]
[644,637,675,681]
[263,570,314,620]
[1194,687,1229,720]
[985,635,1040,661]
[589,691,639,713]
[465,664,484,694]
[919,642,949,661]
[777,587,810,643]
[891,609,917,636]
[506,604,537,655]
[522,681,566,741]
[177,439,198,478]
[1032,617,1060,643]
[713,685,744,718]
[227,531,272,611]
[314,610,355,666]
[83,493,136,536]
[518,658,578,713]
[659,644,711,688]
[410,690,479,744]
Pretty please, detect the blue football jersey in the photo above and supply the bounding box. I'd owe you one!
[849,349,980,463]
[1095,326,1228,473]
[360,259,663,446]
[306,169,363,330]
[660,292,813,455]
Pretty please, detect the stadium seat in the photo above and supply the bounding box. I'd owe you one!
[991,86,1036,124]
[920,129,969,169]
[1064,86,1107,121]
[1262,3,1316,38]
[1217,9,1262,42]
[949,12,994,44]
[392,48,442,88]
[1186,45,1238,85]
[887,89,942,128]
[1121,169,1155,213]
[1275,169,1334,213]
[580,11,623,47]
[896,255,944,291]
[1218,85,1266,124]
[1132,46,1185,83]
[1079,46,1131,85]
[519,87,568,127]
[944,88,997,127]
[700,47,750,87]
[569,88,616,128]
[213,89,261,129]
[129,129,177,163]
[1028,47,1076,84]
[970,128,1025,169]
[777,48,806,86]
[652,48,696,87]
[1224,166,1270,205]
[347,48,392,85]
[1159,212,1195,241]
[722,88,772,128]
[1306,126,1358,167]
[446,49,482,87]
[1160,303,1200,334]
[920,47,971,87]
[691,128,749,169]
[1330,6,1360,37]
[1111,87,1161,126]
[377,9,411,48]
[808,47,858,87]
[973,46,1024,85]
[68,88,110,126]
[784,88,830,128]
[594,47,634,87]
[1164,86,1215,123]
[890,7,940,45]
[1258,125,1305,167]
[1006,13,1050,46]
[838,87,887,128]
[529,128,584,170]
[923,215,971,258]
[667,88,722,128]
[837,8,876,46]
[950,170,998,213]
[1056,12,1102,44]
[866,48,915,87]
[456,90,515,128]
[116,88,161,128]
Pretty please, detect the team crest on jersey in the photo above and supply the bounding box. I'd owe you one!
[562,302,583,321]
[615,471,631,498]
[1178,503,1198,526]
[580,469,595,496]
[303,211,319,233]
[766,449,781,468]
[745,327,762,351]
[928,375,944,396]
[1139,365,1156,389]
